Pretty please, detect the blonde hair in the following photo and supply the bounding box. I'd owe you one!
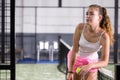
[89,4,114,45]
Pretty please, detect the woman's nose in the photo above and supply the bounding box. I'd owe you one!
[86,14,90,18]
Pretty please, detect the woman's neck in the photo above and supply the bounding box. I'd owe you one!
[89,25,100,33]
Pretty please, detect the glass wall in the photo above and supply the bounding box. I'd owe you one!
[15,0,119,80]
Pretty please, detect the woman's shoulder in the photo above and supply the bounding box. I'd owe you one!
[102,32,109,40]
[101,31,110,45]
[76,23,85,30]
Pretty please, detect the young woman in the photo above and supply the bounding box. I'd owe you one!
[67,4,114,80]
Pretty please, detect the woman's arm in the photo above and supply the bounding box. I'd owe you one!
[89,32,110,69]
[68,23,83,72]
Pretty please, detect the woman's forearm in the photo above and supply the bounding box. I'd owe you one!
[68,52,76,72]
[90,60,109,69]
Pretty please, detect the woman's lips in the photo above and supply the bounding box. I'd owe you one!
[86,19,91,22]
[86,19,90,22]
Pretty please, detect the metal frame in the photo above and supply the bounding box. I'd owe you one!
[114,0,119,64]
[0,0,15,80]
[1,0,5,63]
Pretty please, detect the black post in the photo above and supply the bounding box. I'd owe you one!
[1,0,5,63]
[115,64,120,80]
[10,0,15,80]
[35,7,37,60]
[58,0,62,7]
[114,0,119,64]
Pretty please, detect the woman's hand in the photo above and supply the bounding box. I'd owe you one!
[78,64,91,80]
[79,64,91,75]
[66,73,73,80]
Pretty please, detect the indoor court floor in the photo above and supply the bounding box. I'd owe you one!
[16,64,65,80]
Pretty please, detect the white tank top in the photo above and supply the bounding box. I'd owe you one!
[78,25,105,59]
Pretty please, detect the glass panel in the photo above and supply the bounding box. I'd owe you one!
[24,0,58,7]
[63,0,114,7]
[0,70,10,80]
[37,8,83,33]
[0,0,11,65]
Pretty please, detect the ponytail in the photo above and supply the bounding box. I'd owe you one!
[100,7,114,45]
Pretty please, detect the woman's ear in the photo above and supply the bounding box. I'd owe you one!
[99,15,103,21]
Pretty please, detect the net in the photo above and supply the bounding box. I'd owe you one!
[98,68,114,80]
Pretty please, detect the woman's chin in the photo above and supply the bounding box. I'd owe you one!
[86,22,91,25]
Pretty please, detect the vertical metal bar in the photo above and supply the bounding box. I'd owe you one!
[35,7,37,60]
[1,0,5,63]
[10,0,15,80]
[58,0,62,7]
[83,7,85,23]
[114,0,119,64]
[115,64,120,80]
[21,0,24,51]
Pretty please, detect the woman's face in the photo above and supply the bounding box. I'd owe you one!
[86,7,101,26]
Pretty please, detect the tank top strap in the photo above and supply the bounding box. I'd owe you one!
[82,24,86,33]
[99,31,105,42]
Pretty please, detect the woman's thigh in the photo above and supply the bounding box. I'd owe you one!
[73,73,88,80]
[73,72,97,80]
[73,73,81,80]
[86,72,97,80]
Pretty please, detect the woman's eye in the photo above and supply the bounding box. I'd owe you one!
[90,13,94,15]
[86,11,94,16]
[90,12,94,15]
[86,12,88,15]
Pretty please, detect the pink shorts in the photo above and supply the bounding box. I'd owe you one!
[72,56,98,73]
